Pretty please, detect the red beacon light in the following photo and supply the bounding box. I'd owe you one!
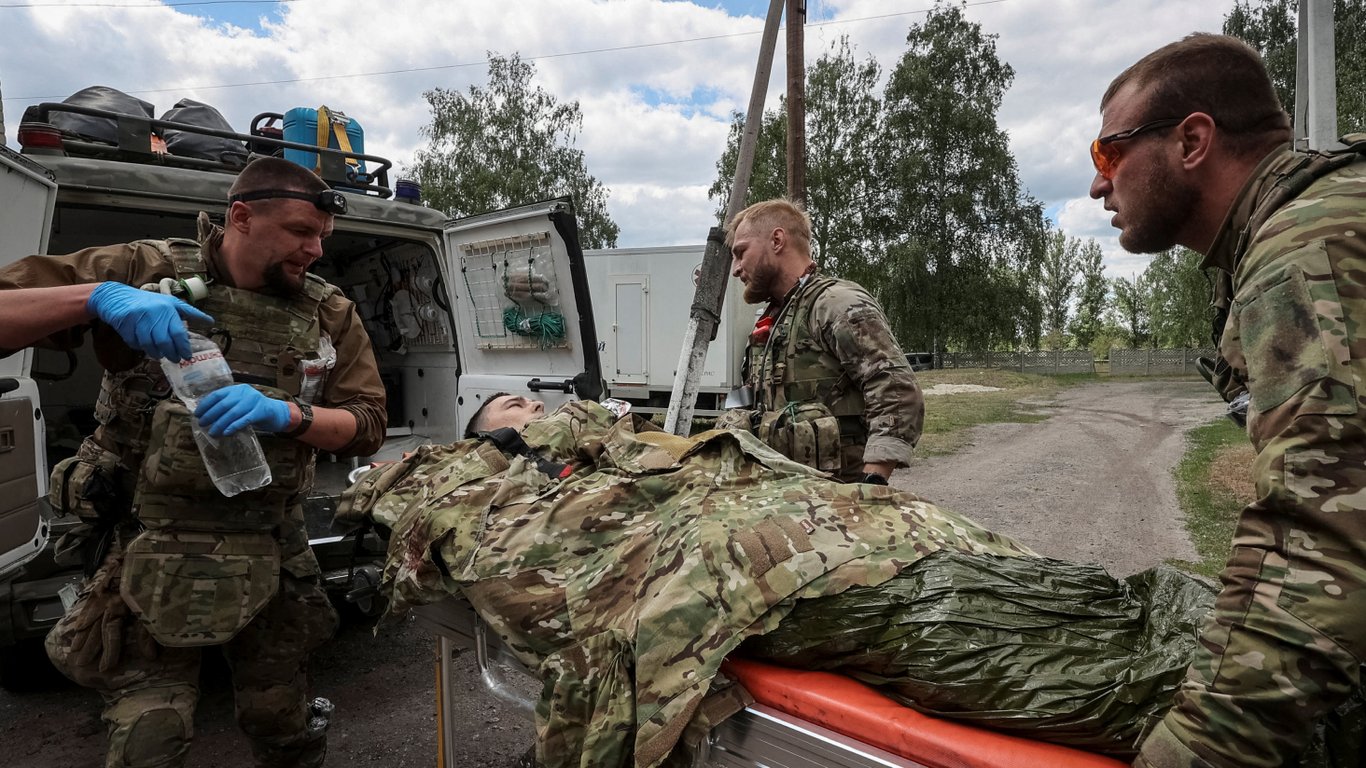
[17,122,65,155]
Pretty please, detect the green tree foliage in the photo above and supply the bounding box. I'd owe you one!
[708,35,883,287]
[1111,273,1152,348]
[1144,248,1212,348]
[1039,230,1079,348]
[708,105,786,219]
[709,6,1048,352]
[409,53,620,248]
[879,2,1048,352]
[1224,0,1366,137]
[1069,238,1108,349]
[804,37,884,283]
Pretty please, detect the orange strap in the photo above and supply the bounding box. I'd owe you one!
[723,658,1128,768]
[314,105,358,172]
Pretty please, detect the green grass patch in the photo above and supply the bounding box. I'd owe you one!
[1170,417,1250,578]
[913,370,1092,458]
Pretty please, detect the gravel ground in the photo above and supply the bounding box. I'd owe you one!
[896,378,1222,577]
[1,378,1222,766]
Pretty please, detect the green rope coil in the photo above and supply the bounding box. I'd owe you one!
[503,306,567,348]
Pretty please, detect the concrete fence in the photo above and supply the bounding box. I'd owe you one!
[1108,347,1218,376]
[936,349,1096,374]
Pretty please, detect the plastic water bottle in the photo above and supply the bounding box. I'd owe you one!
[159,332,272,497]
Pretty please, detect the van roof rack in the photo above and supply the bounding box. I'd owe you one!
[20,101,394,198]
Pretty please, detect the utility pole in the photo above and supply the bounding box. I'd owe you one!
[664,0,784,436]
[786,0,806,204]
[1296,0,1338,150]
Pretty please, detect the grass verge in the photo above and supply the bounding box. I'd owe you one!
[1169,417,1256,578]
[913,370,1093,458]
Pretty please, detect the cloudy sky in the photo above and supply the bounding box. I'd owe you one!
[0,0,1239,278]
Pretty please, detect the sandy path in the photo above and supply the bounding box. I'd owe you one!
[895,378,1224,576]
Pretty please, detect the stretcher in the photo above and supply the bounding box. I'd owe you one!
[413,599,1129,768]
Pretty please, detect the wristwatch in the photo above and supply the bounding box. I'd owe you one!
[282,401,314,438]
[862,473,889,486]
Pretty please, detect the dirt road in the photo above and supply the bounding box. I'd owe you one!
[1,378,1222,766]
[896,378,1223,576]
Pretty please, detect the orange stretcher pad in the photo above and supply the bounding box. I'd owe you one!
[723,658,1127,768]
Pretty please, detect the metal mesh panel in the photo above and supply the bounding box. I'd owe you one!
[458,232,571,350]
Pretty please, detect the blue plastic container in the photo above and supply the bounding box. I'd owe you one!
[282,107,366,180]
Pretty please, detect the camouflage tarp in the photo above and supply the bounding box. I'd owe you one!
[337,401,1362,766]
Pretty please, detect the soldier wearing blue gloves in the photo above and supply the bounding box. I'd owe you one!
[0,157,385,768]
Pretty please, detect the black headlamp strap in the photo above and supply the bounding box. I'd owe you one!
[228,188,348,215]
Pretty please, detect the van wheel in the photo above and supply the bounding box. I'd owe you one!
[0,639,60,693]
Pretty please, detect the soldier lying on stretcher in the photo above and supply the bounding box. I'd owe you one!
[335,395,1356,768]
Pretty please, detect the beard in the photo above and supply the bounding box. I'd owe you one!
[742,259,780,304]
[1117,154,1201,254]
[262,261,306,297]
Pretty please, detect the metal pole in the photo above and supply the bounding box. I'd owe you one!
[664,0,784,436]
[1300,0,1339,150]
[785,0,807,205]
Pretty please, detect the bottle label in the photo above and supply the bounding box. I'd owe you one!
[171,348,225,369]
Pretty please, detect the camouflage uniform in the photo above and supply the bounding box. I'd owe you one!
[0,215,386,768]
[339,400,1031,768]
[723,273,923,482]
[1135,145,1366,768]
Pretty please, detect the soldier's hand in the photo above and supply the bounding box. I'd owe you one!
[195,384,292,437]
[86,282,214,361]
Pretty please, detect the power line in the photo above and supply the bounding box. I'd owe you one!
[1,1,295,8]
[4,0,1009,101]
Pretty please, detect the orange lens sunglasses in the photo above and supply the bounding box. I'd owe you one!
[1090,117,1184,179]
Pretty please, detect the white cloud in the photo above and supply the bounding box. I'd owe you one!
[0,0,1241,258]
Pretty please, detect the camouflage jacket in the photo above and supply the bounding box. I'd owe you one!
[339,400,1031,768]
[741,274,923,478]
[1153,145,1366,766]
[1206,146,1366,494]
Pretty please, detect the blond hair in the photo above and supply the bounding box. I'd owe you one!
[726,198,812,255]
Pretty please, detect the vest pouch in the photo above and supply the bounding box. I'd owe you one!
[119,529,280,647]
[756,410,791,458]
[257,433,314,495]
[786,403,842,473]
[49,440,132,523]
[140,400,221,498]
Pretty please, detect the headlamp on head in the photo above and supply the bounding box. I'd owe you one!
[228,189,348,216]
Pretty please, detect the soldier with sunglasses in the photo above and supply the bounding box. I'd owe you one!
[1089,33,1366,768]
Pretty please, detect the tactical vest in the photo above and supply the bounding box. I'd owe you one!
[743,275,868,477]
[84,237,332,646]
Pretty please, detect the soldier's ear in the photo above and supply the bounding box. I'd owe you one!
[771,226,787,253]
[226,200,253,234]
[1179,112,1218,171]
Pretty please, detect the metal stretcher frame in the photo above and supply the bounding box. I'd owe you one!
[413,596,1135,768]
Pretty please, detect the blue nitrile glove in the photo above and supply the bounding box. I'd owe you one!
[195,384,292,437]
[86,282,214,361]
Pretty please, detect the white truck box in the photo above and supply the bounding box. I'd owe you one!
[583,245,755,416]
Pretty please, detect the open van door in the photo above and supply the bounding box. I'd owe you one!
[0,146,57,578]
[444,198,603,429]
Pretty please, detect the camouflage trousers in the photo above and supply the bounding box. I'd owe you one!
[1134,496,1366,768]
[45,550,339,768]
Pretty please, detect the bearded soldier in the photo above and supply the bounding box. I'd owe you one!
[719,199,923,485]
[0,157,386,767]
